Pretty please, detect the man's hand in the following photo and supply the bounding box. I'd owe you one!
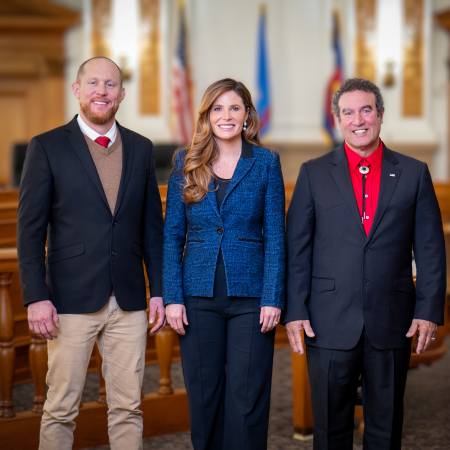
[149,297,166,334]
[166,303,188,335]
[260,306,281,333]
[28,300,59,340]
[406,318,438,354]
[285,320,315,355]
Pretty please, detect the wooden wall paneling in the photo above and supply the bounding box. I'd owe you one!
[355,0,377,82]
[91,0,112,58]
[0,0,80,30]
[41,76,66,134]
[0,93,27,186]
[0,2,79,187]
[25,78,47,140]
[402,0,424,116]
[435,10,450,180]
[139,0,160,114]
[0,190,18,203]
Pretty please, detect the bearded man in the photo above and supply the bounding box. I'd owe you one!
[17,57,165,450]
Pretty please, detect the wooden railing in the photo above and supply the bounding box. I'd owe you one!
[0,186,178,448]
[1,182,448,445]
[0,248,191,448]
[0,185,288,448]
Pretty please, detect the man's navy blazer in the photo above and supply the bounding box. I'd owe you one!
[282,143,446,350]
[162,140,286,308]
[17,115,164,314]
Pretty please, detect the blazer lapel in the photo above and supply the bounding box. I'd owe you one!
[113,123,134,217]
[206,178,221,220]
[65,115,110,214]
[366,146,401,243]
[330,144,366,236]
[221,139,256,207]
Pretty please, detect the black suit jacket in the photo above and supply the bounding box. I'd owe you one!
[17,115,164,314]
[282,143,446,350]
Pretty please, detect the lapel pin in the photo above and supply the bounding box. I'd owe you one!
[389,174,395,177]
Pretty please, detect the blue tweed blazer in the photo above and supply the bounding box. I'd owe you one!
[162,139,285,308]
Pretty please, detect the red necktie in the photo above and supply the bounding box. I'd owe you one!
[95,136,111,148]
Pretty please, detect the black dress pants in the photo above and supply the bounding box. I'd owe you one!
[179,265,276,450]
[306,328,411,450]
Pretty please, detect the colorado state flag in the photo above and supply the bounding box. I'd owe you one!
[256,5,271,140]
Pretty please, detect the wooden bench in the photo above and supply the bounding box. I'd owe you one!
[291,275,449,440]
[1,182,448,443]
[0,190,18,248]
[0,185,289,447]
[0,248,192,449]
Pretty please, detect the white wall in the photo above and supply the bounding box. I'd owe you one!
[188,0,337,143]
[60,0,340,145]
[57,0,450,177]
[61,0,173,141]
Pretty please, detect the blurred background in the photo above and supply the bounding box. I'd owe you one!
[1,3,450,449]
[2,0,450,186]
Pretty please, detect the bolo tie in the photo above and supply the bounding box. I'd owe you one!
[358,161,371,224]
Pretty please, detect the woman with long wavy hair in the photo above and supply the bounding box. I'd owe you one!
[162,78,285,450]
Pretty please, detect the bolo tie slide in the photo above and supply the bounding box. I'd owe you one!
[358,163,370,224]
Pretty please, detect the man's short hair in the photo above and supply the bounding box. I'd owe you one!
[76,56,123,86]
[332,78,384,121]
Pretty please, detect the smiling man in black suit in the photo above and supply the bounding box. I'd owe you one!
[18,57,165,450]
[283,78,446,450]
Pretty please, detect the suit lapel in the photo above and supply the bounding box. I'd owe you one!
[366,146,401,243]
[330,144,366,236]
[221,139,256,208]
[65,115,111,214]
[206,178,221,219]
[113,123,134,217]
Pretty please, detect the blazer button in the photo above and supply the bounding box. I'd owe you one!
[364,248,370,253]
[363,279,370,285]
[113,222,117,226]
[112,251,117,256]
[217,227,223,234]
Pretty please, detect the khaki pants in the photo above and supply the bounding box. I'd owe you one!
[39,296,148,450]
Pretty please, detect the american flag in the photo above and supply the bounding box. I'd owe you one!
[170,1,194,145]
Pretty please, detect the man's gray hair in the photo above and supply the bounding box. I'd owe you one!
[332,78,384,121]
[76,56,123,86]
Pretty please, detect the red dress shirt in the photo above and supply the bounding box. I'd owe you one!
[344,140,383,235]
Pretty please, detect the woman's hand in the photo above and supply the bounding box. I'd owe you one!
[166,303,189,335]
[260,306,281,333]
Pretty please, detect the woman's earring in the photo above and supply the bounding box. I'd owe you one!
[243,121,247,131]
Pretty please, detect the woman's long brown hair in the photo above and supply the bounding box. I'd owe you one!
[181,78,262,204]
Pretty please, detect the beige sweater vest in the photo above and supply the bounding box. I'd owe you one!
[82,132,123,215]
[82,132,123,297]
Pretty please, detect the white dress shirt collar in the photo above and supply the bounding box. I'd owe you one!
[77,114,117,147]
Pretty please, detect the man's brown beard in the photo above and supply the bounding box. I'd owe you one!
[80,100,119,125]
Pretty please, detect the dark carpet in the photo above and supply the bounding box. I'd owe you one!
[12,337,450,449]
